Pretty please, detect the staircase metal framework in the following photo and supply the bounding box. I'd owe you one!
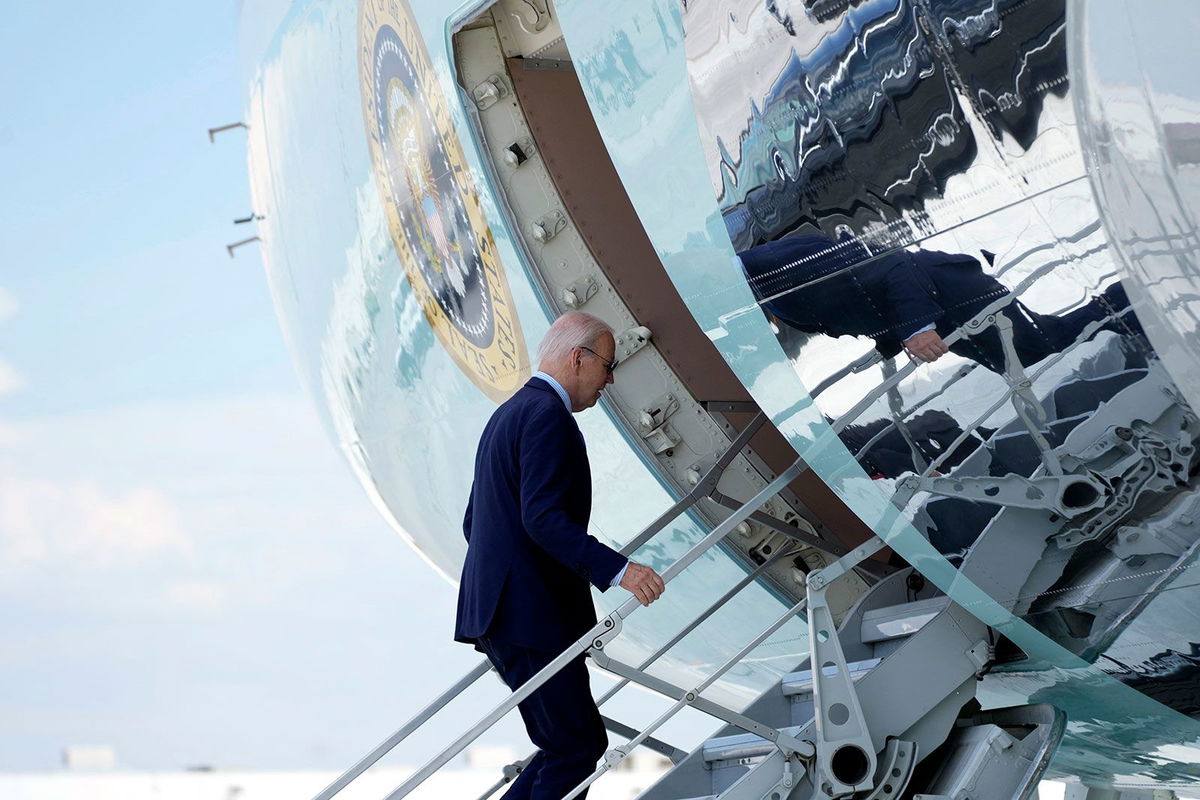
[310,388,1054,800]
[313,410,830,800]
[313,257,1145,800]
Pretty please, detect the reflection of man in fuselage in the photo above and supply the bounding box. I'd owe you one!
[738,233,1141,374]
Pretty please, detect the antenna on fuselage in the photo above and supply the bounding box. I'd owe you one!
[226,237,260,258]
[207,121,248,143]
[207,121,262,257]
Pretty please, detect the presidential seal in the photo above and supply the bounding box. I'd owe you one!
[359,0,528,402]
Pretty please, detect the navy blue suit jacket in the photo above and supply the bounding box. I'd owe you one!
[455,378,627,652]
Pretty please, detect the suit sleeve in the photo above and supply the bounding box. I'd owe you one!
[518,405,627,590]
[882,253,946,339]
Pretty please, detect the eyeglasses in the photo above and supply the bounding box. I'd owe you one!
[579,346,618,375]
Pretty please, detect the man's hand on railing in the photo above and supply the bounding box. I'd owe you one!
[904,329,949,363]
[620,562,665,606]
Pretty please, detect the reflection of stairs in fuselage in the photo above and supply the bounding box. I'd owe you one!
[915,337,1152,561]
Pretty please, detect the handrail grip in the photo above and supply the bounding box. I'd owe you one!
[381,458,809,800]
[311,660,493,800]
[472,757,531,800]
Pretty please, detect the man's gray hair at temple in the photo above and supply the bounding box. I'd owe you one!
[535,311,615,368]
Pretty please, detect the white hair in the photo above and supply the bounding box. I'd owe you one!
[536,311,614,368]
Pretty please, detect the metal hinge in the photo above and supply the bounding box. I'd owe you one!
[561,275,598,309]
[531,210,567,244]
[615,326,651,361]
[471,75,508,110]
[502,137,536,168]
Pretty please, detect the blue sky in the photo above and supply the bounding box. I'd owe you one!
[0,1,712,775]
[0,2,528,772]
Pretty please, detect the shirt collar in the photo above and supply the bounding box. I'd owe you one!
[532,371,572,412]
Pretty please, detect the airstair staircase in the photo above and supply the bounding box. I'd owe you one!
[312,296,1162,800]
[311,414,1065,800]
[635,576,1062,800]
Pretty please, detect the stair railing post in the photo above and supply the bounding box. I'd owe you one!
[805,538,888,797]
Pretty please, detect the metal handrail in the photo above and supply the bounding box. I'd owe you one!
[805,237,1110,415]
[473,546,799,800]
[563,594,814,800]
[617,411,767,557]
[311,660,494,800]
[848,362,978,469]
[881,357,929,473]
[809,349,883,400]
[472,756,532,800]
[381,458,809,800]
[313,412,771,800]
[890,305,1140,510]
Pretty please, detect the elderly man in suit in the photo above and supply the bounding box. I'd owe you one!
[456,311,666,800]
[739,232,1140,373]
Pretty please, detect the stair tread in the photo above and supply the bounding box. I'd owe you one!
[780,657,882,696]
[702,726,804,763]
[860,596,948,643]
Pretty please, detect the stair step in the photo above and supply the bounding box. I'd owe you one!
[702,725,805,764]
[859,596,948,643]
[703,731,772,763]
[780,657,881,697]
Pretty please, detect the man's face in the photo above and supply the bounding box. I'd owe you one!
[573,332,616,411]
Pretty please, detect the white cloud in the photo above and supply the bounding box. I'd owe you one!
[0,358,25,395]
[165,580,229,611]
[0,473,192,570]
[0,288,24,395]
[0,422,28,447]
[0,389,478,771]
[0,287,17,323]
[0,391,388,585]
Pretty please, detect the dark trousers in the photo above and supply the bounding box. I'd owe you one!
[478,637,607,800]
